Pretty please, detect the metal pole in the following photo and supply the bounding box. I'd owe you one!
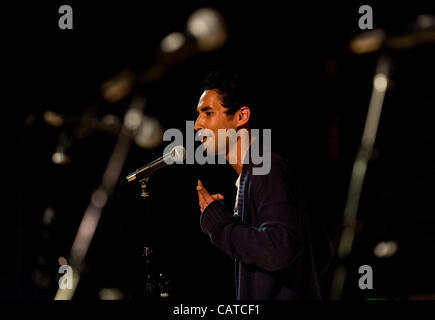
[330,53,391,299]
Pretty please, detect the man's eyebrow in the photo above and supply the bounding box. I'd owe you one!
[196,106,213,113]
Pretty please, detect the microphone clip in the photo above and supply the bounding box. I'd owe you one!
[139,176,150,198]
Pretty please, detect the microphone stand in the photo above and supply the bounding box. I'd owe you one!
[330,53,391,299]
[52,7,226,300]
[138,176,154,297]
[136,174,170,300]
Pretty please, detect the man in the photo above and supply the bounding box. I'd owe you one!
[194,71,323,300]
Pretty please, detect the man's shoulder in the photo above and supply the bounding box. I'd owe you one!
[247,152,296,204]
[270,152,289,167]
[249,151,289,182]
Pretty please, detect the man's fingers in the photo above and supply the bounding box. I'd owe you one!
[197,180,208,193]
[196,180,224,212]
[197,180,206,192]
[211,194,224,201]
[197,180,209,211]
[197,187,205,203]
[197,180,213,200]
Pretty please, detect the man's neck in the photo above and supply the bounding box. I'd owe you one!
[227,130,255,176]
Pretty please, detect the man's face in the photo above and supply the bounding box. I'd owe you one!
[194,89,238,155]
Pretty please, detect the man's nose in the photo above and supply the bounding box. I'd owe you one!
[194,117,202,131]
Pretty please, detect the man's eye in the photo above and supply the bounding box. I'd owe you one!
[206,112,213,116]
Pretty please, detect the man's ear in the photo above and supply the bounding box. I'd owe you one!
[237,106,251,128]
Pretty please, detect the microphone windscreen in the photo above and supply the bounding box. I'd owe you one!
[163,145,186,165]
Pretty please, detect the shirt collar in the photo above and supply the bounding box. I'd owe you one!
[235,173,241,188]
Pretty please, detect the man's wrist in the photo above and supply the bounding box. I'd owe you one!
[200,200,231,234]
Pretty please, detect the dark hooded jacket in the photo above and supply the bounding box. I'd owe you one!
[200,145,323,300]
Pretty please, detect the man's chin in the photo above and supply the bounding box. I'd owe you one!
[204,145,225,157]
[203,146,217,156]
[201,140,215,155]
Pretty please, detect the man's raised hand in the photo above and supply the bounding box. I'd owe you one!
[196,180,224,213]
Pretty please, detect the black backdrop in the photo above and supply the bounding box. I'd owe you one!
[2,1,435,300]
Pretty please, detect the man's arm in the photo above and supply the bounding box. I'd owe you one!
[198,157,304,272]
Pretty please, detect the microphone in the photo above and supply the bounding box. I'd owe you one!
[125,146,186,183]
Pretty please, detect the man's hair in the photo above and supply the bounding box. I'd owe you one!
[201,70,258,117]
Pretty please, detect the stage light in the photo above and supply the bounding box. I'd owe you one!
[52,151,70,164]
[91,189,108,209]
[99,288,124,300]
[417,14,435,28]
[187,8,227,51]
[374,240,398,258]
[58,256,68,266]
[160,32,186,53]
[102,114,121,127]
[43,207,55,226]
[135,115,163,149]
[43,111,64,127]
[374,73,388,92]
[101,69,135,103]
[124,108,143,131]
[350,29,386,55]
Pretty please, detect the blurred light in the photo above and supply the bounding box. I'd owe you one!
[374,73,388,92]
[91,189,108,209]
[71,207,100,264]
[43,207,55,226]
[58,256,68,266]
[54,266,80,300]
[188,11,210,37]
[160,32,186,53]
[135,115,163,149]
[44,111,64,127]
[374,240,398,258]
[52,151,71,164]
[124,108,143,131]
[102,114,120,126]
[350,29,386,54]
[187,8,227,51]
[417,15,435,28]
[101,69,135,103]
[99,288,124,300]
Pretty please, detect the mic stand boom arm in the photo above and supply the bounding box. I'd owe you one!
[330,53,391,299]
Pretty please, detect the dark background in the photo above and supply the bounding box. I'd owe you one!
[2,0,435,300]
